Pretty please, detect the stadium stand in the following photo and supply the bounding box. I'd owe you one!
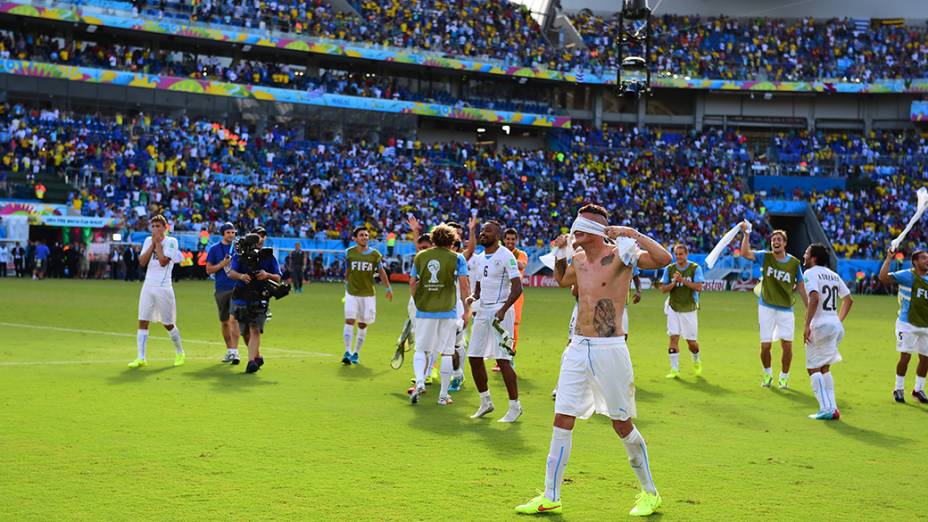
[65,1,928,79]
[2,100,925,260]
[571,12,928,80]
[0,30,557,115]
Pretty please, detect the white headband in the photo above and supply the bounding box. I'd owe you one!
[544,215,638,268]
[569,215,614,244]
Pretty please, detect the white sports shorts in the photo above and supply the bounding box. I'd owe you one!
[468,306,515,361]
[138,285,177,324]
[805,320,844,368]
[758,305,794,343]
[895,319,928,356]
[554,336,636,421]
[665,301,698,341]
[345,294,376,324]
[414,317,457,356]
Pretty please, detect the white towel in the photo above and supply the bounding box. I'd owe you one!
[706,220,751,269]
[542,216,639,269]
[891,187,928,251]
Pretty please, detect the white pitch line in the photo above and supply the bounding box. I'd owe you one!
[0,321,333,358]
[0,354,312,367]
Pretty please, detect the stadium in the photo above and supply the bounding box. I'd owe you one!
[0,0,926,519]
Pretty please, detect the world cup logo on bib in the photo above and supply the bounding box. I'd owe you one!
[427,259,441,284]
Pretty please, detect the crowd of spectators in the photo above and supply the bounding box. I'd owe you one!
[122,0,585,71]
[103,1,928,79]
[571,13,928,81]
[0,30,556,114]
[5,101,927,258]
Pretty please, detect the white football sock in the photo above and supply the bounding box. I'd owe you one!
[343,324,353,353]
[168,327,183,354]
[439,355,453,397]
[668,352,679,371]
[691,351,700,362]
[779,371,789,381]
[353,326,367,355]
[764,367,773,376]
[509,399,521,410]
[479,390,491,404]
[621,427,658,495]
[823,372,837,411]
[895,374,906,391]
[543,427,572,502]
[916,376,926,392]
[136,329,148,360]
[413,351,428,388]
[810,373,827,411]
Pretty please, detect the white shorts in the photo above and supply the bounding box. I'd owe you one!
[414,317,457,356]
[567,303,578,339]
[758,305,794,342]
[468,306,515,361]
[345,294,376,324]
[138,285,177,324]
[896,319,928,356]
[554,336,636,421]
[666,301,698,341]
[806,320,844,368]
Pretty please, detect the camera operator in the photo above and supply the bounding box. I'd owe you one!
[227,227,283,374]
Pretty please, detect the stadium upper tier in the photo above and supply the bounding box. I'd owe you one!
[0,30,558,116]
[2,104,925,258]
[571,12,928,82]
[4,1,928,90]
[117,1,928,81]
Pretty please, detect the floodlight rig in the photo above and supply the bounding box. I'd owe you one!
[616,0,652,97]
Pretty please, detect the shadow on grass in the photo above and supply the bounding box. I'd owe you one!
[765,387,813,405]
[404,391,531,457]
[337,363,389,380]
[636,385,664,403]
[183,363,279,389]
[824,421,913,448]
[107,365,175,384]
[674,377,735,396]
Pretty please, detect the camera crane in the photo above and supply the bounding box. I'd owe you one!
[616,0,652,97]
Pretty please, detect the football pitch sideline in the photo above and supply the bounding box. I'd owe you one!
[0,279,924,521]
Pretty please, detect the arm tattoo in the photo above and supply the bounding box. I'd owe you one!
[600,253,615,266]
[593,299,617,337]
[555,258,567,281]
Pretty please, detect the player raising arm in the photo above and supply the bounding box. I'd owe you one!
[741,224,809,389]
[516,204,671,517]
[879,248,928,404]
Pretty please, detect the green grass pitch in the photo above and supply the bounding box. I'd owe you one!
[0,279,924,521]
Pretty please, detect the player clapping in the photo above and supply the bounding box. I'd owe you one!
[128,215,186,368]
